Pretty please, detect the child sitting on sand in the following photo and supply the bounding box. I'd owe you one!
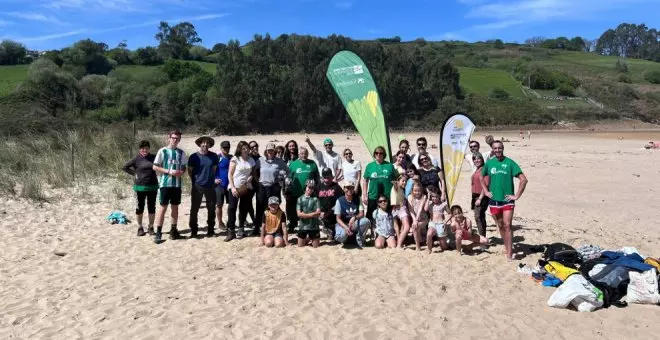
[407,181,428,251]
[260,196,289,248]
[373,195,396,249]
[426,189,450,254]
[449,205,487,255]
[297,179,322,248]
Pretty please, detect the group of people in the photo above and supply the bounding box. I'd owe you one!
[123,129,528,259]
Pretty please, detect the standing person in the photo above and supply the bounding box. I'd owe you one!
[305,136,342,180]
[334,180,370,248]
[297,179,322,248]
[226,141,257,241]
[483,135,496,160]
[470,153,488,240]
[152,129,187,243]
[254,143,288,235]
[283,140,299,166]
[465,141,488,174]
[527,130,531,140]
[187,135,219,238]
[246,141,260,228]
[417,154,446,201]
[411,137,439,168]
[362,146,398,222]
[339,148,361,196]
[275,145,285,160]
[214,141,232,230]
[316,167,344,240]
[286,147,319,232]
[398,139,413,169]
[123,140,159,237]
[479,140,528,260]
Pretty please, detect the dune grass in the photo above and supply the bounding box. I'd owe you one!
[0,126,165,201]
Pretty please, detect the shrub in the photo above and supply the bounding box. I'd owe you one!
[617,73,632,83]
[615,59,629,73]
[557,84,576,97]
[489,87,511,100]
[644,70,660,84]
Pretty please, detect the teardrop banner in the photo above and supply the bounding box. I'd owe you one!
[326,50,392,161]
[439,113,476,205]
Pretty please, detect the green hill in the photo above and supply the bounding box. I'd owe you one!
[0,64,29,97]
[457,66,525,98]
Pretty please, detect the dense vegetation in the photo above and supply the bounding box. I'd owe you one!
[1,22,660,137]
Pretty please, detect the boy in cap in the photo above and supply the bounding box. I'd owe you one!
[215,141,232,230]
[260,196,289,247]
[297,179,321,247]
[316,167,344,240]
[187,135,219,238]
[152,129,187,243]
[305,136,342,180]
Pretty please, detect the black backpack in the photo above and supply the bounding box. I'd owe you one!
[541,243,581,268]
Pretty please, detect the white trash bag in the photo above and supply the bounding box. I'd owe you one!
[627,268,660,305]
[548,274,604,312]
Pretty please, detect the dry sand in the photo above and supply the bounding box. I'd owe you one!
[1,131,660,339]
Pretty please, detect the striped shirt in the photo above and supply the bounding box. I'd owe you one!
[153,147,188,188]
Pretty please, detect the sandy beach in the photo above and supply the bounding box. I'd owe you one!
[1,130,660,339]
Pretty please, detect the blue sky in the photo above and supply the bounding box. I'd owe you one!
[1,0,659,50]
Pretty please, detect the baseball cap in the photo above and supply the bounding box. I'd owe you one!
[265,143,276,151]
[340,179,356,188]
[321,167,333,178]
[268,196,280,205]
[220,141,230,149]
[323,137,333,145]
[305,179,316,188]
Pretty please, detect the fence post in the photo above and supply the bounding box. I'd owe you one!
[70,142,75,183]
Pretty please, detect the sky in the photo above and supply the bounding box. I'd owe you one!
[0,0,659,50]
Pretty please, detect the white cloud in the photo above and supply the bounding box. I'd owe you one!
[9,13,229,43]
[7,12,69,25]
[335,1,353,9]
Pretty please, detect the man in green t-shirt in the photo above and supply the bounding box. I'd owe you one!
[297,179,321,247]
[286,147,320,232]
[361,146,398,222]
[152,129,187,243]
[480,140,528,261]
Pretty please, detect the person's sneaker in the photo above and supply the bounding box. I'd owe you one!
[154,231,163,244]
[207,227,215,237]
[136,226,146,237]
[169,227,181,240]
[236,229,244,240]
[147,226,155,236]
[224,230,235,242]
[190,227,198,239]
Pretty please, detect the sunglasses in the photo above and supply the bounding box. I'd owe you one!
[378,200,387,203]
[417,143,427,147]
[324,144,333,147]
[374,152,385,155]
[420,158,429,162]
[470,145,479,148]
[344,152,352,156]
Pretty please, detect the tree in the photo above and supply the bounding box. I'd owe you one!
[524,36,546,47]
[61,39,114,76]
[134,47,162,65]
[17,58,80,116]
[0,40,27,65]
[107,40,132,65]
[188,45,210,61]
[489,87,510,100]
[494,39,504,49]
[155,21,202,59]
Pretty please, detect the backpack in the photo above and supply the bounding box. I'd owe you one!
[542,243,581,268]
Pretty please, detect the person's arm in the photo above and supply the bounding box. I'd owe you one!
[122,157,136,176]
[479,168,492,198]
[228,160,238,196]
[304,136,318,154]
[281,213,289,245]
[334,156,343,181]
[260,212,266,246]
[361,178,369,204]
[437,168,446,201]
[152,150,173,175]
[510,173,528,201]
[334,201,349,232]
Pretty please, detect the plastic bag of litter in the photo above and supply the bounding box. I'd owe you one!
[548,274,604,312]
[627,268,660,305]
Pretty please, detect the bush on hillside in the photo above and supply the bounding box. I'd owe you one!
[644,70,660,84]
[615,59,629,73]
[557,84,576,97]
[489,87,511,100]
[617,73,632,83]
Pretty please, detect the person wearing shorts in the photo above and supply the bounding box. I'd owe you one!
[152,129,187,243]
[480,140,528,260]
[296,180,321,247]
[260,196,289,248]
[214,141,232,230]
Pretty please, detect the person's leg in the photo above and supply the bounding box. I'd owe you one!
[254,184,268,235]
[237,195,251,238]
[215,186,226,229]
[135,191,146,236]
[412,222,422,251]
[147,190,157,234]
[397,217,410,248]
[225,193,238,241]
[438,237,449,251]
[264,234,274,247]
[311,231,320,248]
[502,208,515,260]
[334,224,348,245]
[375,235,385,249]
[426,226,437,254]
[168,188,181,239]
[274,236,285,248]
[386,236,397,248]
[297,232,306,247]
[286,195,299,232]
[205,186,217,236]
[155,188,169,242]
[355,218,370,248]
[456,230,465,255]
[189,185,202,237]
[477,198,488,238]
[246,188,256,225]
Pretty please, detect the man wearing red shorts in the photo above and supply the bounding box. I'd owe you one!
[480,140,528,261]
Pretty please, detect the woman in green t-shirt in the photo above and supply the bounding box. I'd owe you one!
[361,146,398,222]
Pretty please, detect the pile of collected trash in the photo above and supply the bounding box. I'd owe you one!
[518,243,660,312]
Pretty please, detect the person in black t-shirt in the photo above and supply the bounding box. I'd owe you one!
[316,167,344,240]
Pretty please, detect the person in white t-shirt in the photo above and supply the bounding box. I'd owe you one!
[338,148,361,195]
[305,136,342,180]
[410,136,439,168]
[465,140,493,173]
